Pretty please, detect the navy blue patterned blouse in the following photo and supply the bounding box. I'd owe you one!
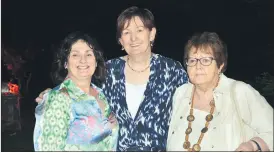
[102,53,188,151]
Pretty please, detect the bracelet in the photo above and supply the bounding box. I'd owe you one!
[251,140,262,152]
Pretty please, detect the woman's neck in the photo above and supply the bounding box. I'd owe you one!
[127,51,151,69]
[194,87,213,101]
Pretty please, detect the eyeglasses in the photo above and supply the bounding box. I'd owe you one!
[185,57,215,67]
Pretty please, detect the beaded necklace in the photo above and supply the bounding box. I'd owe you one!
[183,78,220,151]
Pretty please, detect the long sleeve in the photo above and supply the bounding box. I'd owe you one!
[37,91,71,151]
[156,62,186,148]
[235,82,273,151]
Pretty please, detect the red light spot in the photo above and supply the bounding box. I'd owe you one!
[8,82,19,95]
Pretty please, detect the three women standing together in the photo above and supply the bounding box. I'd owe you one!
[34,6,273,151]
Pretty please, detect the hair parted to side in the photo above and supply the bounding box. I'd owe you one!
[116,6,156,43]
[184,32,228,73]
[51,31,106,87]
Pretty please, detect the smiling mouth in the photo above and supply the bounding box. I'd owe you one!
[130,44,140,47]
[77,66,89,70]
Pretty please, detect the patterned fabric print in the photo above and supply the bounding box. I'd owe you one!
[34,79,118,151]
[102,53,188,151]
[37,88,71,151]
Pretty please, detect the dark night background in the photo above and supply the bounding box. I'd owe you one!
[1,0,273,151]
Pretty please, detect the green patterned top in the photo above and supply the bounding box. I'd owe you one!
[34,78,119,151]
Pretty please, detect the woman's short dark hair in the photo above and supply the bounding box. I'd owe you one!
[52,31,106,87]
[116,6,155,42]
[184,32,228,73]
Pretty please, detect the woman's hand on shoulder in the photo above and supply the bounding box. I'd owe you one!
[35,88,51,103]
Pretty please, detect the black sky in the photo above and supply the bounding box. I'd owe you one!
[2,0,273,81]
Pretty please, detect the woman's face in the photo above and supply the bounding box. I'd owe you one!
[119,16,156,56]
[187,47,223,86]
[67,40,96,81]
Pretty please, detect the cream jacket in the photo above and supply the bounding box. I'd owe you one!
[167,74,273,151]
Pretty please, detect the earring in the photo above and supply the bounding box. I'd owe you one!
[121,46,125,50]
[95,62,97,67]
[64,62,67,69]
[150,41,153,47]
